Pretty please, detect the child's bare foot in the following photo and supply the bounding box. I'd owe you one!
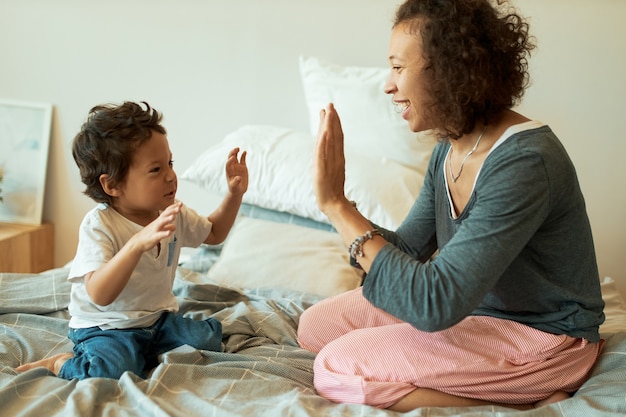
[16,353,73,376]
[534,391,570,408]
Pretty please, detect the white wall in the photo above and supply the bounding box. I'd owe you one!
[1,0,625,297]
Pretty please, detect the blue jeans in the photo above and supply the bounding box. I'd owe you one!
[58,312,222,380]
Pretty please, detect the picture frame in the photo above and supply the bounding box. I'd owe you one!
[0,99,53,225]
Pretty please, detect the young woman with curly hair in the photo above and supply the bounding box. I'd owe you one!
[297,0,604,411]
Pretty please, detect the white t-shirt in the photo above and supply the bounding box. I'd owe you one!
[68,202,212,330]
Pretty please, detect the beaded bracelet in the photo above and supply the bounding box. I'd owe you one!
[349,229,382,261]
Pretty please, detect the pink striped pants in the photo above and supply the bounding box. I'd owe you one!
[297,288,603,409]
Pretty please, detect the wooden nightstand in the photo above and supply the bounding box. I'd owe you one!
[0,222,54,273]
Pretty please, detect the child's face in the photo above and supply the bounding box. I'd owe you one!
[113,131,177,221]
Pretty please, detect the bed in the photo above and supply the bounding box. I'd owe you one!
[2,57,625,417]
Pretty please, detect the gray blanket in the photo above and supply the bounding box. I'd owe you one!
[1,268,625,417]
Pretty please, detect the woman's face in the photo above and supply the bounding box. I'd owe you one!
[384,21,432,133]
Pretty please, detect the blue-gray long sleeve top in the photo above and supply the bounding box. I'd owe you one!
[362,125,605,342]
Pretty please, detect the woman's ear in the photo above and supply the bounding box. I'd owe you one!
[99,174,120,197]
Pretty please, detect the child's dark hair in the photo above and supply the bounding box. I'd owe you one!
[72,101,166,204]
[394,0,535,139]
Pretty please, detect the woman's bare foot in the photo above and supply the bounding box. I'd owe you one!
[16,353,73,376]
[534,391,570,408]
[389,388,571,412]
[389,388,534,412]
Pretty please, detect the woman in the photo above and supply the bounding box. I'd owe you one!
[297,0,605,411]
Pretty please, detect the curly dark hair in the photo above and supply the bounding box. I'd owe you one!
[394,0,535,138]
[71,101,166,204]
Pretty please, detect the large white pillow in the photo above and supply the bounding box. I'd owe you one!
[299,55,436,173]
[207,216,363,297]
[180,125,425,230]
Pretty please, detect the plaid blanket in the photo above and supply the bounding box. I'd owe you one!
[1,268,625,417]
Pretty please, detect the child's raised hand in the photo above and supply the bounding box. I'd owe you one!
[132,202,182,253]
[225,148,248,196]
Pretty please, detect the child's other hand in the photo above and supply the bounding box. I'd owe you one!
[132,201,181,252]
[225,148,248,196]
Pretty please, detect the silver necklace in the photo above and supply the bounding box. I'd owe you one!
[448,125,488,183]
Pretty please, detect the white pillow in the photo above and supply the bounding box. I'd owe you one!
[599,276,626,334]
[207,217,363,297]
[180,125,425,230]
[299,55,436,173]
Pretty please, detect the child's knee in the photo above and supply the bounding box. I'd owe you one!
[181,317,222,351]
[198,318,222,351]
